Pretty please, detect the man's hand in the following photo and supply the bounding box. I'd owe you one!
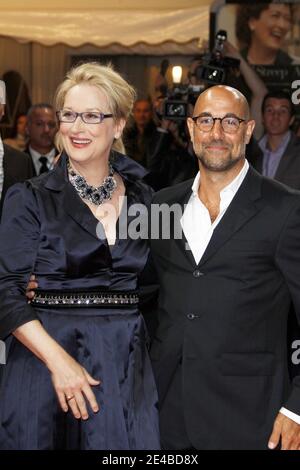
[268,412,300,450]
[26,274,38,301]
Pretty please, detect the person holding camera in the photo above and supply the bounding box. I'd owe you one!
[144,79,200,191]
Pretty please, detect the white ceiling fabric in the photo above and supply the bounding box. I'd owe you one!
[0,6,209,47]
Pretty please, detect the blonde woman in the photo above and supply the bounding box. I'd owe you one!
[0,63,159,450]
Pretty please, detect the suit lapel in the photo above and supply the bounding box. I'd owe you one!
[253,154,263,173]
[198,167,262,267]
[2,148,15,192]
[2,164,11,198]
[274,133,297,180]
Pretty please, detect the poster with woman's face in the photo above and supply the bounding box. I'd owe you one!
[215,1,300,113]
[217,2,298,65]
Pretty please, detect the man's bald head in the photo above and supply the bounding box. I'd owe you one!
[195,85,250,121]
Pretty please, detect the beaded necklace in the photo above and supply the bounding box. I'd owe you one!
[68,161,117,206]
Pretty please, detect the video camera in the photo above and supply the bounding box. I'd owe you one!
[194,30,240,85]
[162,30,240,121]
[163,83,205,121]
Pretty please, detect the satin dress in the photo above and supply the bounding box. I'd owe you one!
[0,152,159,450]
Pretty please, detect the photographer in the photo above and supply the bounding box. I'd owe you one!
[123,99,157,167]
[146,94,198,191]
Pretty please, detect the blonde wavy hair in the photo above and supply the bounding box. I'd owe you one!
[54,62,136,154]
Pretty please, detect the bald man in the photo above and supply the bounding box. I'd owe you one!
[149,85,300,449]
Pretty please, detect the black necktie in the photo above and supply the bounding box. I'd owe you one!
[39,156,49,175]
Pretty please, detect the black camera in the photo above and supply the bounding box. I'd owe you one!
[162,83,205,121]
[194,30,240,85]
[163,99,188,120]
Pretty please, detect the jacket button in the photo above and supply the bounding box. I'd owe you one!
[193,269,204,278]
[187,313,199,320]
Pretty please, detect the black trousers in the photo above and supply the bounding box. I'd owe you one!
[159,363,195,450]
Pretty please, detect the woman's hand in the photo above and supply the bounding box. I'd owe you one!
[49,349,100,420]
[13,320,100,421]
[223,40,241,60]
[24,277,101,419]
[26,274,38,301]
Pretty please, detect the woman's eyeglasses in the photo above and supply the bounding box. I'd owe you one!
[56,110,113,124]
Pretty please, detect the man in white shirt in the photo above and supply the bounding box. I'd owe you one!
[25,103,57,175]
[149,85,300,450]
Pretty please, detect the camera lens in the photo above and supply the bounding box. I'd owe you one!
[163,100,188,120]
[167,103,185,117]
[202,66,225,84]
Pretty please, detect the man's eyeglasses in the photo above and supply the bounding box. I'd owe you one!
[191,115,246,134]
[56,110,113,124]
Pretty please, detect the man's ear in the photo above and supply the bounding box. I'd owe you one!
[187,117,195,144]
[245,119,255,144]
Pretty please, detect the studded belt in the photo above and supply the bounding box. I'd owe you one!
[31,289,139,308]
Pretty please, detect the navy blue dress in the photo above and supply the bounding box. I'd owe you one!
[0,152,159,450]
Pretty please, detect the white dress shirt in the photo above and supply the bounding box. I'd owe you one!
[29,146,56,175]
[181,160,249,264]
[180,159,300,425]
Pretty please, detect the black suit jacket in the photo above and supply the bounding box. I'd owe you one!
[1,144,34,218]
[0,144,34,375]
[149,166,300,449]
[249,133,300,189]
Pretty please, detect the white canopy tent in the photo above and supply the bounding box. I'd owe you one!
[0,0,210,50]
[0,1,211,123]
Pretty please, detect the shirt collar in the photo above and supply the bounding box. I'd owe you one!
[191,159,249,199]
[29,146,56,162]
[259,130,291,153]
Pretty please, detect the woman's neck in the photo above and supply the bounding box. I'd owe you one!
[247,40,277,65]
[69,157,110,187]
